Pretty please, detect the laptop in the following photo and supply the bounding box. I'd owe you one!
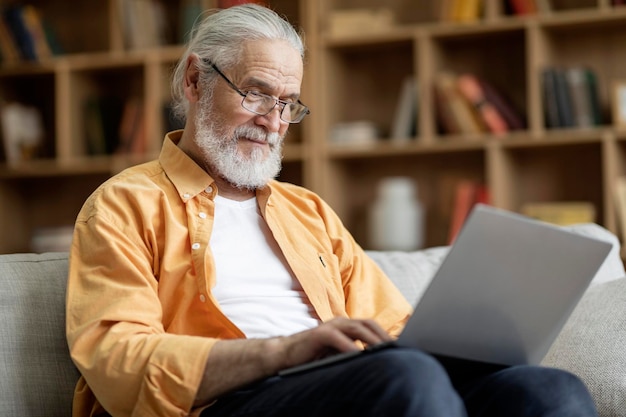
[279,204,612,376]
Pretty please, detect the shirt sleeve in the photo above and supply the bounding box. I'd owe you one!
[66,197,215,417]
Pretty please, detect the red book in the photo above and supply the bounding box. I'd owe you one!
[447,181,478,245]
[457,74,509,135]
[508,0,537,15]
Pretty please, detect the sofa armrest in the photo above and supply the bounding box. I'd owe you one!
[0,252,79,416]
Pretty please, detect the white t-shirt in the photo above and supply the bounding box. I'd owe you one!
[210,195,320,338]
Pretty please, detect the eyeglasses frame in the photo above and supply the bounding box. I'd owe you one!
[202,59,310,124]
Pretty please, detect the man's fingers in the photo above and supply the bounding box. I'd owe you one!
[323,317,391,350]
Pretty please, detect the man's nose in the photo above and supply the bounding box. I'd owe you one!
[256,105,284,132]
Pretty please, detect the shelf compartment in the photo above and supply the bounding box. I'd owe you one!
[492,142,604,223]
[326,150,486,248]
[322,0,443,27]
[323,39,416,143]
[0,173,109,253]
[427,27,527,140]
[65,64,145,159]
[536,14,626,129]
[0,71,56,162]
[29,0,112,54]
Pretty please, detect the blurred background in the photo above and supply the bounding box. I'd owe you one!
[1,0,626,256]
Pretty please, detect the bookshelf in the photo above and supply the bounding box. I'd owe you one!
[0,0,308,253]
[312,0,626,250]
[2,0,626,254]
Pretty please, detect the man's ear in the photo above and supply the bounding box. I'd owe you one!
[183,54,201,103]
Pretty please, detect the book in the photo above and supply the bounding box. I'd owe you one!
[3,5,37,61]
[456,74,510,135]
[553,67,575,128]
[521,201,596,226]
[566,67,595,128]
[433,79,461,135]
[434,72,485,136]
[542,68,561,128]
[83,96,124,155]
[585,69,602,126]
[20,5,52,60]
[83,98,106,155]
[179,0,204,43]
[390,77,418,142]
[477,77,525,131]
[0,4,60,62]
[453,0,482,22]
[507,0,538,15]
[117,98,146,155]
[440,0,482,23]
[118,0,169,50]
[542,66,602,129]
[447,180,490,244]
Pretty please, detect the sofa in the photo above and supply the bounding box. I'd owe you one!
[1,223,625,416]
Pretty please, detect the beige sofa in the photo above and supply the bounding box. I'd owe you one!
[1,223,624,416]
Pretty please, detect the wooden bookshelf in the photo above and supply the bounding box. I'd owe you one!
[0,0,308,253]
[2,0,626,253]
[311,0,626,250]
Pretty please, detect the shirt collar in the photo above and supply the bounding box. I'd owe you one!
[160,130,215,202]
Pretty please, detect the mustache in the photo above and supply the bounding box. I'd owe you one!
[233,125,282,146]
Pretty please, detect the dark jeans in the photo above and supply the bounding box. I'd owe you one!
[201,347,597,417]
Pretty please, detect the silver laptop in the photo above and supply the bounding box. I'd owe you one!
[396,203,612,365]
[279,204,612,375]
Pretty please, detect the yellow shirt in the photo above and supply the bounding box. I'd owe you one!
[66,131,412,417]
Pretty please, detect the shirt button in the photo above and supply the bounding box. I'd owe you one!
[191,243,201,250]
[199,294,206,303]
[206,186,213,193]
[183,193,191,199]
[199,212,207,219]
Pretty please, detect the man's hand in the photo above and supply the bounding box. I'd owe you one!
[280,317,393,366]
[194,318,393,406]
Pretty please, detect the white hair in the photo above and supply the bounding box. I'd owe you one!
[170,4,305,122]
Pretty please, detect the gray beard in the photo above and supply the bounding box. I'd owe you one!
[194,96,284,190]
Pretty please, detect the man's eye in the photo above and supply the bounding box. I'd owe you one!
[246,91,267,100]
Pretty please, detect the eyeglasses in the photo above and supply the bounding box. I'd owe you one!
[205,60,310,124]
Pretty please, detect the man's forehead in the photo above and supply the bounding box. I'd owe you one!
[237,40,302,76]
[232,40,303,93]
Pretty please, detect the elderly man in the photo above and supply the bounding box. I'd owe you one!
[66,4,598,417]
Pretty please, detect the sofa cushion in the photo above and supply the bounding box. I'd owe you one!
[0,252,79,416]
[542,277,626,416]
[366,246,449,306]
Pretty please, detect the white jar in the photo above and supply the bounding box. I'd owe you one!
[369,177,424,251]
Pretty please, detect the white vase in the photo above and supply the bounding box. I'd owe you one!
[369,177,424,251]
